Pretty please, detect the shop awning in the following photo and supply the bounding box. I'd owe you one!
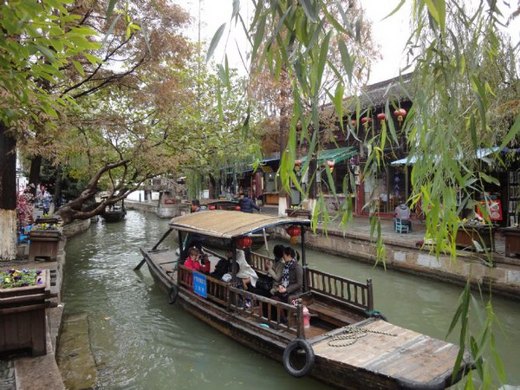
[390,147,503,166]
[222,157,280,175]
[300,146,358,165]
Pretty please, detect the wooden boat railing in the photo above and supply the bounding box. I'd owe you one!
[306,268,373,312]
[251,251,373,313]
[177,265,303,337]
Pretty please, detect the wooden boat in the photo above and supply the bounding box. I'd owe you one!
[101,200,126,223]
[137,210,473,389]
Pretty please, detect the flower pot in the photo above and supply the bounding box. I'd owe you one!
[29,230,61,261]
[0,269,53,357]
[456,225,495,252]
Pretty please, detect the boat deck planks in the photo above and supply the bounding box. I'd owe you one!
[150,251,177,274]
[307,301,364,325]
[312,319,465,384]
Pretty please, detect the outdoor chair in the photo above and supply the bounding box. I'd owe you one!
[394,218,410,234]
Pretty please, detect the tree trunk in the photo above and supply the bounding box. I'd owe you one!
[28,155,42,197]
[0,122,18,260]
[208,173,217,199]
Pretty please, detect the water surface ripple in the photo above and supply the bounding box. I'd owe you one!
[61,211,520,389]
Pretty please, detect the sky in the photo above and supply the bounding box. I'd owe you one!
[179,1,518,85]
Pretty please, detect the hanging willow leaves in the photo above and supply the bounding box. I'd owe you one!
[226,1,518,385]
[207,23,226,62]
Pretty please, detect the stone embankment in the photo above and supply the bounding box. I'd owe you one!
[304,223,520,301]
[2,218,91,389]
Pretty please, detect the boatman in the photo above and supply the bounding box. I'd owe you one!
[239,193,260,213]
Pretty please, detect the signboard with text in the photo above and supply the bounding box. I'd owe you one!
[192,272,207,298]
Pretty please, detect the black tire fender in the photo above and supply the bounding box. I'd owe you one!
[282,338,315,377]
[168,285,178,304]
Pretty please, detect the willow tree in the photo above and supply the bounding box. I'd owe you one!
[176,60,263,199]
[215,0,519,387]
[240,0,378,210]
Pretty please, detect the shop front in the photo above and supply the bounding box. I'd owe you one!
[298,146,359,211]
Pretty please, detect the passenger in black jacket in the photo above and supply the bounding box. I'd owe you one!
[239,194,260,213]
[211,251,238,280]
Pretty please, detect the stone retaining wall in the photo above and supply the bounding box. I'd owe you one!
[304,228,520,300]
[125,200,190,218]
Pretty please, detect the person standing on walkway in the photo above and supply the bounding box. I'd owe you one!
[239,193,260,213]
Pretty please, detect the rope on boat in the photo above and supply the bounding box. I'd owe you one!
[327,326,398,348]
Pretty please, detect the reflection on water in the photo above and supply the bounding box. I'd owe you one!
[61,211,520,388]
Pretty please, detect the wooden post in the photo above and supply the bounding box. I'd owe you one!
[296,304,304,338]
[367,278,374,312]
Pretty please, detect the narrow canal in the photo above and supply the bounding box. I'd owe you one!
[60,211,520,389]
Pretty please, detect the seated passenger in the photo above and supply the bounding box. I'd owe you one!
[211,250,238,280]
[236,249,258,290]
[275,246,303,302]
[184,247,205,272]
[266,244,285,296]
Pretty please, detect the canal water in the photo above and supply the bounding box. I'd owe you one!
[60,211,520,389]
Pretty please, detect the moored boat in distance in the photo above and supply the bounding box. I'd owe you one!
[137,210,473,389]
[101,200,126,223]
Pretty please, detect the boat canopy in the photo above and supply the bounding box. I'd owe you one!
[168,210,310,239]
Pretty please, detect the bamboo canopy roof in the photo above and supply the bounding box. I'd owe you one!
[168,210,310,239]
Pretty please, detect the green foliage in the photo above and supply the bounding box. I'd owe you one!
[179,60,263,195]
[0,0,99,127]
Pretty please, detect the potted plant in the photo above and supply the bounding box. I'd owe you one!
[0,268,54,356]
[29,219,63,261]
[456,217,495,252]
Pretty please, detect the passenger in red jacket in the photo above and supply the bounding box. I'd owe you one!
[184,247,210,273]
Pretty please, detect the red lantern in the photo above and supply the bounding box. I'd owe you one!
[235,236,253,249]
[286,225,302,244]
[393,108,407,124]
[377,112,386,123]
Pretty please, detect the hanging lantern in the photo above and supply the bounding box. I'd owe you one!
[393,108,407,124]
[235,236,253,249]
[286,225,302,244]
[377,112,386,124]
[326,159,335,173]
